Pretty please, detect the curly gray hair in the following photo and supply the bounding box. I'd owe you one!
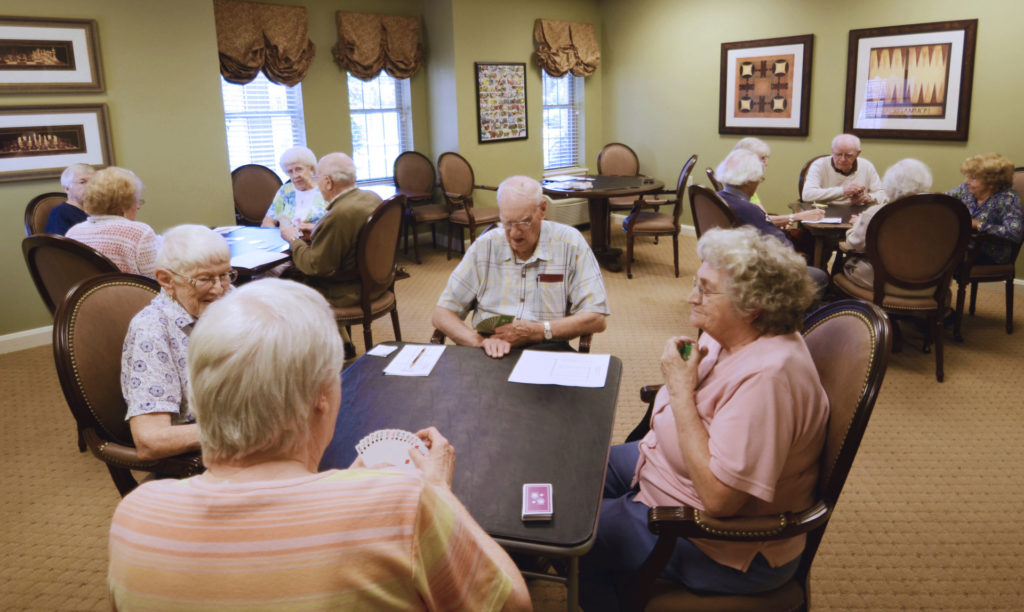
[696,226,815,335]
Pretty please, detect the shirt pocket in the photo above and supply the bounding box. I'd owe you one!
[535,277,568,319]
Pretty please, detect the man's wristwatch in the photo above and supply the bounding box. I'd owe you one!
[543,321,553,341]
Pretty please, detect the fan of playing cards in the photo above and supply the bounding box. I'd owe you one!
[355,428,427,467]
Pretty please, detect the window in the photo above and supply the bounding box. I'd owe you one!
[221,72,307,181]
[542,72,584,170]
[348,72,413,182]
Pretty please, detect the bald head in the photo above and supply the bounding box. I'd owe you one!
[830,133,862,173]
[497,176,547,260]
[316,153,357,200]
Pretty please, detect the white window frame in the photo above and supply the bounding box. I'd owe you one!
[220,72,307,181]
[347,72,413,184]
[541,72,585,172]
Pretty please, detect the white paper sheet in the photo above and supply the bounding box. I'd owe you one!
[367,344,398,357]
[231,250,286,269]
[383,345,444,376]
[811,217,845,224]
[507,350,610,388]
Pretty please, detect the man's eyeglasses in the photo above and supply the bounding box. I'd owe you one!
[691,277,725,299]
[832,151,859,160]
[170,269,238,290]
[500,218,533,230]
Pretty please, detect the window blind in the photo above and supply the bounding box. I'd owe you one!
[222,72,307,180]
[542,72,584,170]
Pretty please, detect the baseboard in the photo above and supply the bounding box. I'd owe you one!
[0,325,51,354]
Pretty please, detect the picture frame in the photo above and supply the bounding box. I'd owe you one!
[475,62,527,143]
[0,104,113,183]
[719,34,813,136]
[0,16,104,93]
[844,19,977,141]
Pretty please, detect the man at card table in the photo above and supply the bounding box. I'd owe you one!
[432,175,610,359]
[801,133,887,206]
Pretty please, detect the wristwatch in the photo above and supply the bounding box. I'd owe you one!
[543,321,553,341]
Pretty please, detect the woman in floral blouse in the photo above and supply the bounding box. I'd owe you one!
[947,153,1023,264]
[260,146,327,235]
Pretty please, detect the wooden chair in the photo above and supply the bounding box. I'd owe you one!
[621,155,698,279]
[333,195,404,351]
[437,152,500,259]
[953,234,1023,340]
[798,154,830,202]
[24,191,67,236]
[22,234,119,316]
[627,299,892,612]
[598,142,667,235]
[832,194,971,382]
[705,167,723,192]
[688,184,739,239]
[52,273,204,496]
[394,151,447,264]
[231,164,282,225]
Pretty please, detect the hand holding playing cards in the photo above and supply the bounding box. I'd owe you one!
[409,426,456,488]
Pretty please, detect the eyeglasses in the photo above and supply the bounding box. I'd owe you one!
[691,276,726,299]
[832,151,860,160]
[170,269,238,290]
[500,218,533,230]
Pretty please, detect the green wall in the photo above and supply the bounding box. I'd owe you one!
[600,0,1024,276]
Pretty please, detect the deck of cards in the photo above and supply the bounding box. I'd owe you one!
[521,483,553,521]
[355,428,427,468]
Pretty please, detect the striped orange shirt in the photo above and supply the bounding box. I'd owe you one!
[108,468,514,610]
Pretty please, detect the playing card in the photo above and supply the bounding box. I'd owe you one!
[356,429,427,467]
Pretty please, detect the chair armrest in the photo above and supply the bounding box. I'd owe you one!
[648,500,832,542]
[577,333,592,353]
[640,384,662,404]
[430,328,446,344]
[475,184,498,192]
[84,427,203,477]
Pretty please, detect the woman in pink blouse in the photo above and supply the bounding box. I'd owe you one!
[66,166,158,276]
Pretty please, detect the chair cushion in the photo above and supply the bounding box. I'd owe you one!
[832,273,944,311]
[645,578,804,612]
[332,291,396,321]
[450,206,499,225]
[965,263,1014,282]
[410,203,449,223]
[627,211,676,233]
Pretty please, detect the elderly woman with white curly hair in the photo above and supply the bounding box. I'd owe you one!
[841,158,933,292]
[108,279,531,611]
[580,226,829,610]
[260,145,327,234]
[120,224,235,460]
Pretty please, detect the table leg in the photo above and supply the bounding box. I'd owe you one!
[587,197,623,272]
[813,238,825,270]
[567,555,579,611]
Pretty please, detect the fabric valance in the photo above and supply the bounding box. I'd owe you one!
[333,12,424,81]
[534,19,601,78]
[214,0,316,86]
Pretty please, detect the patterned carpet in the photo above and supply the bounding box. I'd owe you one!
[2,229,1022,610]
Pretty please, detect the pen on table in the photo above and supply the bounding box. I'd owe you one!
[410,347,426,367]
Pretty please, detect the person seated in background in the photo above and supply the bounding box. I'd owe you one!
[801,133,887,206]
[120,225,234,461]
[731,137,771,206]
[281,152,382,357]
[108,279,531,611]
[44,163,95,235]
[66,166,158,276]
[260,145,327,235]
[841,159,933,293]
[714,149,829,294]
[947,153,1024,264]
[579,227,829,610]
[432,175,609,359]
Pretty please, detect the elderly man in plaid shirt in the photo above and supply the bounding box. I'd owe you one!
[432,175,610,359]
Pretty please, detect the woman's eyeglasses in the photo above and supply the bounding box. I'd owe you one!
[171,269,238,290]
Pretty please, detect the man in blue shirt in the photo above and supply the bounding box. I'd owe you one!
[44,163,95,235]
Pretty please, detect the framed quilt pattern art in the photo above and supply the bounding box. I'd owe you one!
[719,34,813,136]
[475,62,527,143]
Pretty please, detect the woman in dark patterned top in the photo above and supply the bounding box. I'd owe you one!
[947,153,1023,264]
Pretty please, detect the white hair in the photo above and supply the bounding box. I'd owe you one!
[831,133,861,151]
[497,175,544,210]
[318,153,357,186]
[882,159,933,201]
[188,279,344,464]
[733,137,770,159]
[60,163,95,189]
[714,149,765,186]
[278,146,317,173]
[156,225,231,275]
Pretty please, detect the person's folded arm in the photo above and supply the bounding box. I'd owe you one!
[129,413,200,461]
[432,305,485,347]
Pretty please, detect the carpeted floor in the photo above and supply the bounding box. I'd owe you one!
[2,229,1022,610]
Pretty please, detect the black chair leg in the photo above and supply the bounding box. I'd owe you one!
[1006,279,1014,334]
[363,324,373,353]
[954,279,967,342]
[390,308,402,342]
[108,465,139,497]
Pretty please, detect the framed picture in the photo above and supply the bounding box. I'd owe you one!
[719,34,813,136]
[475,62,527,143]
[0,16,104,93]
[844,19,977,141]
[0,104,113,182]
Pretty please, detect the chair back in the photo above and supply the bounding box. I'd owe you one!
[53,273,160,448]
[437,151,476,208]
[597,142,640,176]
[1013,167,1024,198]
[705,167,723,191]
[667,155,699,223]
[25,191,67,236]
[231,164,282,225]
[394,151,436,196]
[865,193,971,302]
[688,184,739,238]
[798,154,830,202]
[356,195,404,312]
[22,234,119,315]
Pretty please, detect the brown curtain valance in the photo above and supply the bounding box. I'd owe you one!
[333,12,424,81]
[534,19,600,77]
[214,0,315,86]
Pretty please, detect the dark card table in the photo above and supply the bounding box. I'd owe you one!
[219,226,291,279]
[789,202,870,269]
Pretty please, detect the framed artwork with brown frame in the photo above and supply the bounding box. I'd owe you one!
[844,19,977,141]
[719,34,813,136]
[0,104,113,183]
[0,16,104,93]
[474,62,527,143]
